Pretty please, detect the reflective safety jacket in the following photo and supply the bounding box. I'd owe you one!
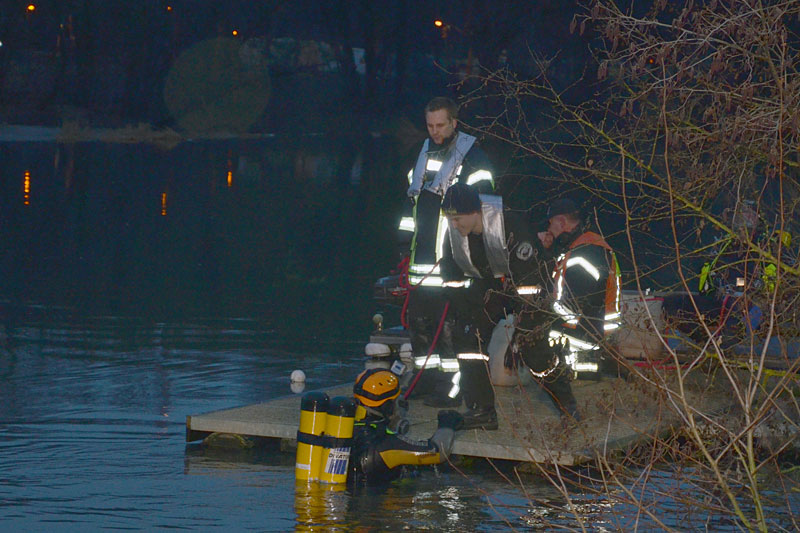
[398,132,494,287]
[440,197,550,369]
[698,237,733,295]
[551,231,621,356]
[441,196,550,306]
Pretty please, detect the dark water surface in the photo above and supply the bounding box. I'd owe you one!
[1,139,797,530]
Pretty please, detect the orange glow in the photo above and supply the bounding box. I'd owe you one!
[26,4,35,12]
[166,5,172,11]
[227,170,233,187]
[161,192,167,216]
[434,19,443,27]
[24,170,31,206]
[232,30,238,36]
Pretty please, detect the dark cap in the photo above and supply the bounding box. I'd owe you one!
[546,198,580,219]
[442,182,481,215]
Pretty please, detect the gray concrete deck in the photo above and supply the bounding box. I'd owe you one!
[186,373,734,466]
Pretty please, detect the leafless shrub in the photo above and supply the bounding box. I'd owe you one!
[467,1,800,529]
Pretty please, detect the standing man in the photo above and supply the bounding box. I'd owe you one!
[398,97,494,406]
[438,183,552,430]
[544,199,622,384]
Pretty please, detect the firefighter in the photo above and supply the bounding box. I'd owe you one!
[438,183,553,430]
[398,97,495,407]
[544,198,622,387]
[350,369,462,486]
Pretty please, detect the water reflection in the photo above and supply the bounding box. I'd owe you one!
[1,136,406,340]
[23,169,31,205]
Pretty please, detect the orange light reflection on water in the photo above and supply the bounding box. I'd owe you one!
[24,170,31,206]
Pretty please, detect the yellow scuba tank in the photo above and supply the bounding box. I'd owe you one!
[295,391,329,482]
[318,396,356,484]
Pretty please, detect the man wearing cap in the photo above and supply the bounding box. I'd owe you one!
[438,182,552,430]
[543,198,622,385]
[398,97,495,407]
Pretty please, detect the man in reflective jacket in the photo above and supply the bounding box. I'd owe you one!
[544,198,622,383]
[438,183,553,430]
[398,97,494,406]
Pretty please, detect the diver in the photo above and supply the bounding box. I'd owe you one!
[349,368,463,485]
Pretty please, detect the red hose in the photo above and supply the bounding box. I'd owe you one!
[403,301,449,400]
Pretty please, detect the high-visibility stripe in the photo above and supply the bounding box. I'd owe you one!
[566,256,600,280]
[443,280,472,288]
[457,352,489,361]
[553,300,578,324]
[415,354,441,369]
[408,274,444,286]
[399,217,415,232]
[563,348,599,373]
[529,365,558,379]
[435,213,448,266]
[466,169,493,185]
[549,330,598,351]
[573,362,599,372]
[440,359,460,372]
[407,169,413,184]
[516,285,541,295]
[426,159,443,172]
[447,371,461,398]
[408,263,443,286]
[603,323,619,331]
[409,263,440,275]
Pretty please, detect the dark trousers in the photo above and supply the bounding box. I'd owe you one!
[514,309,576,413]
[449,283,506,410]
[406,287,455,396]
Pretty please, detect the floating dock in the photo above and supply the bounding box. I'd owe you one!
[186,372,734,466]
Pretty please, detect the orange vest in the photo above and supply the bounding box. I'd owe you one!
[552,231,621,334]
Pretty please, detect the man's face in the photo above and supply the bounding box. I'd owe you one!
[426,109,457,145]
[547,215,567,239]
[448,212,481,237]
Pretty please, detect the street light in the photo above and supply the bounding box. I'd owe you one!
[26,4,35,12]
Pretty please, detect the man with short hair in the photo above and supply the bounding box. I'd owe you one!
[543,198,622,384]
[438,183,551,430]
[398,97,494,406]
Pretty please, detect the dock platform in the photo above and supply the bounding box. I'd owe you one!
[186,373,734,466]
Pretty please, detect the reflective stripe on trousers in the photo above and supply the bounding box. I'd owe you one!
[414,354,441,369]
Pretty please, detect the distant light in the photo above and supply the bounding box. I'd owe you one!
[24,170,31,206]
[161,192,167,216]
[166,5,172,11]
[0,41,3,48]
[27,4,36,12]
[232,30,238,36]
[434,19,443,27]
[227,170,233,187]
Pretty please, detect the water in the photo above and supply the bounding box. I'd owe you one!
[1,138,797,530]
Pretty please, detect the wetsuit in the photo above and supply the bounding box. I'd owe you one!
[349,415,455,485]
